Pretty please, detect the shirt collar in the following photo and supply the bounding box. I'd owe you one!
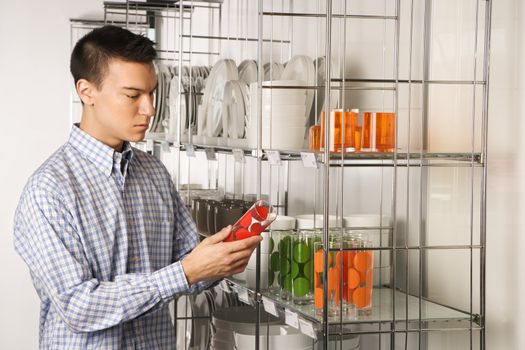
[68,124,134,178]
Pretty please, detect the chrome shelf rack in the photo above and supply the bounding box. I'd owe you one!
[70,0,492,348]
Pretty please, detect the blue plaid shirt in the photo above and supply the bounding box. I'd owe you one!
[14,125,210,349]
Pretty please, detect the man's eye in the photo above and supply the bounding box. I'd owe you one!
[126,94,140,100]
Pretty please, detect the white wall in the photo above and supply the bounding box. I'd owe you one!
[0,0,521,349]
[0,1,105,348]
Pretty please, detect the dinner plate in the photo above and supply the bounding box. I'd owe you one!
[263,62,284,80]
[238,59,257,85]
[281,55,315,125]
[200,59,238,137]
[168,74,185,140]
[309,56,340,127]
[223,80,248,138]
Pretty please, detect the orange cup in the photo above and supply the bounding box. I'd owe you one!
[320,109,359,152]
[362,112,395,152]
[308,124,321,151]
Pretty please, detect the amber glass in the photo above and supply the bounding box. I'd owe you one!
[376,112,395,151]
[320,110,359,152]
[308,124,321,151]
[362,112,395,152]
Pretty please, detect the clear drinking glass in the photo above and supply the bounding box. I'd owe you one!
[291,230,322,305]
[224,200,277,242]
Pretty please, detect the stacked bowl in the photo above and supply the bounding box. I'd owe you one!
[247,80,309,150]
[211,307,279,350]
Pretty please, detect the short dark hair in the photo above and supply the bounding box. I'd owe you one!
[70,25,157,88]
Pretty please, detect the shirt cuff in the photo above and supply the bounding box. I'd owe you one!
[151,261,191,300]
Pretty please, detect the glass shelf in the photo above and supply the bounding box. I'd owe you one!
[139,138,483,166]
[224,277,477,329]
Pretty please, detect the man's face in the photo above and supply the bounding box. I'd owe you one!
[87,59,157,147]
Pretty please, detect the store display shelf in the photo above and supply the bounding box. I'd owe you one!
[223,277,477,329]
[140,138,483,166]
[262,12,397,21]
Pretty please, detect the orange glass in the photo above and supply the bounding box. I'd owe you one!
[308,124,321,151]
[320,109,359,152]
[314,237,374,317]
[362,112,395,152]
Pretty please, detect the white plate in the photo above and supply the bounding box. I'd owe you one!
[263,62,284,80]
[223,80,247,139]
[281,56,316,125]
[201,59,238,137]
[168,74,185,140]
[310,56,340,127]
[238,59,257,85]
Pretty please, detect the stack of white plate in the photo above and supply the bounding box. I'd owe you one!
[247,80,309,150]
[211,307,280,350]
[234,324,314,350]
[222,80,249,148]
[198,59,238,144]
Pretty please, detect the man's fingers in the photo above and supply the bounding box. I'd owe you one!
[205,225,232,244]
[224,235,262,253]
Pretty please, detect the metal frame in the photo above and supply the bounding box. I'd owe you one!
[69,0,492,348]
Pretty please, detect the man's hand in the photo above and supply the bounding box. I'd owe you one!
[181,226,262,285]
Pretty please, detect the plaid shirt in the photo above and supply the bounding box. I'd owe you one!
[14,125,210,349]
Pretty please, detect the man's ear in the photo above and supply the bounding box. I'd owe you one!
[76,79,97,106]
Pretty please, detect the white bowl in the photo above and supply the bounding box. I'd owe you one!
[263,104,307,117]
[213,338,235,350]
[246,125,306,150]
[270,215,296,231]
[262,93,307,105]
[295,214,339,229]
[263,115,309,127]
[213,307,280,335]
[234,324,313,350]
[343,214,392,228]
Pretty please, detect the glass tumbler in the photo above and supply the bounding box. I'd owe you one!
[308,124,321,151]
[314,238,343,317]
[320,109,359,152]
[224,200,277,242]
[362,112,395,152]
[267,229,294,295]
[346,235,374,316]
[291,230,322,305]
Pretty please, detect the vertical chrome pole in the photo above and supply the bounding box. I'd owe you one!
[480,1,493,349]
[404,0,416,348]
[390,0,401,345]
[322,0,333,348]
[255,0,263,349]
[468,0,482,348]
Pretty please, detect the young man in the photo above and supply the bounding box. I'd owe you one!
[13,25,261,349]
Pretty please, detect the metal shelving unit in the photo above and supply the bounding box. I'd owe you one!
[70,0,492,348]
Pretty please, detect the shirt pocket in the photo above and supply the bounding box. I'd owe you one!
[142,218,174,268]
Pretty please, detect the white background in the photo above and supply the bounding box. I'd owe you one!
[0,0,523,349]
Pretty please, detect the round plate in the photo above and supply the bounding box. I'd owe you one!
[168,74,186,138]
[263,62,284,80]
[238,59,257,85]
[201,59,238,137]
